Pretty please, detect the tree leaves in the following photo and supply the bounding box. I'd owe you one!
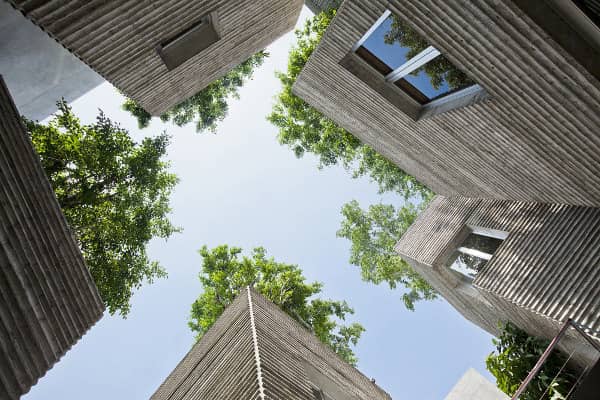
[268,9,430,200]
[189,245,364,365]
[26,101,179,316]
[123,51,268,132]
[337,200,437,311]
[486,322,579,399]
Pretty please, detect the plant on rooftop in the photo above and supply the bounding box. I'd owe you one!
[268,9,431,200]
[486,322,579,400]
[26,101,180,316]
[189,244,365,366]
[123,50,268,133]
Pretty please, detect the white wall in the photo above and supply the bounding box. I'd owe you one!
[444,368,508,400]
[0,2,103,120]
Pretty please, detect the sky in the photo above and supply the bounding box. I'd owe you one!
[23,7,495,400]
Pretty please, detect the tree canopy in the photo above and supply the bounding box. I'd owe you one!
[268,9,430,200]
[486,322,579,399]
[189,245,365,365]
[337,200,436,311]
[26,101,179,316]
[123,51,268,133]
[385,16,474,92]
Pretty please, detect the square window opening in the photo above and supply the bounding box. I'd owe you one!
[447,229,507,280]
[344,10,488,119]
[156,12,221,71]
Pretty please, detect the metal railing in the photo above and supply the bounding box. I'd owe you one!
[511,319,600,400]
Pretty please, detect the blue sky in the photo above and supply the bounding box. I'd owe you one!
[23,7,495,400]
[363,15,451,100]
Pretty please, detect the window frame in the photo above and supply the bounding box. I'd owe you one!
[447,227,508,280]
[343,9,488,120]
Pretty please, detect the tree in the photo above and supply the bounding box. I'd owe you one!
[123,51,268,132]
[337,200,436,311]
[486,322,579,400]
[268,9,430,200]
[385,16,474,92]
[26,101,179,316]
[189,245,365,365]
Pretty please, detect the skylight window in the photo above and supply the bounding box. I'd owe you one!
[353,11,475,104]
[447,229,507,280]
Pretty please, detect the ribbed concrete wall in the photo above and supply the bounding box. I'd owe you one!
[150,287,390,400]
[396,196,600,366]
[304,0,341,14]
[8,0,303,116]
[0,76,104,399]
[293,0,600,207]
[150,293,259,400]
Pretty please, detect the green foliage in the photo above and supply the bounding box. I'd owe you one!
[268,9,430,200]
[385,16,474,92]
[123,51,268,132]
[26,101,179,316]
[486,322,579,399]
[189,245,365,365]
[337,200,436,311]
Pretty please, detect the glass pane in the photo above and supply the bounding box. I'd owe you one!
[359,13,475,102]
[448,251,488,280]
[462,233,504,256]
[361,15,413,70]
[404,54,475,101]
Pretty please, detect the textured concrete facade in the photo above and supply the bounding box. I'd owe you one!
[304,0,341,14]
[0,1,103,121]
[294,0,600,206]
[396,196,600,366]
[444,369,508,400]
[0,77,104,399]
[8,0,303,116]
[151,287,390,400]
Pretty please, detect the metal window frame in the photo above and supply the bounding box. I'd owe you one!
[385,46,441,83]
[351,9,488,114]
[457,227,508,261]
[457,246,493,261]
[352,9,444,85]
[351,9,392,52]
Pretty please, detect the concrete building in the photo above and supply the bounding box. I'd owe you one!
[293,0,600,207]
[304,0,341,14]
[151,287,391,400]
[0,1,103,121]
[395,195,600,366]
[7,0,304,116]
[0,76,104,400]
[444,369,508,400]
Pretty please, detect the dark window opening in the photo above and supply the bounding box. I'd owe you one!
[156,12,220,71]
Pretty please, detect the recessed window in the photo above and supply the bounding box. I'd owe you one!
[156,12,221,71]
[353,11,475,105]
[447,228,507,280]
[342,10,488,119]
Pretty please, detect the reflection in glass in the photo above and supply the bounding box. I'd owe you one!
[448,232,505,280]
[357,13,475,103]
[362,15,411,70]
